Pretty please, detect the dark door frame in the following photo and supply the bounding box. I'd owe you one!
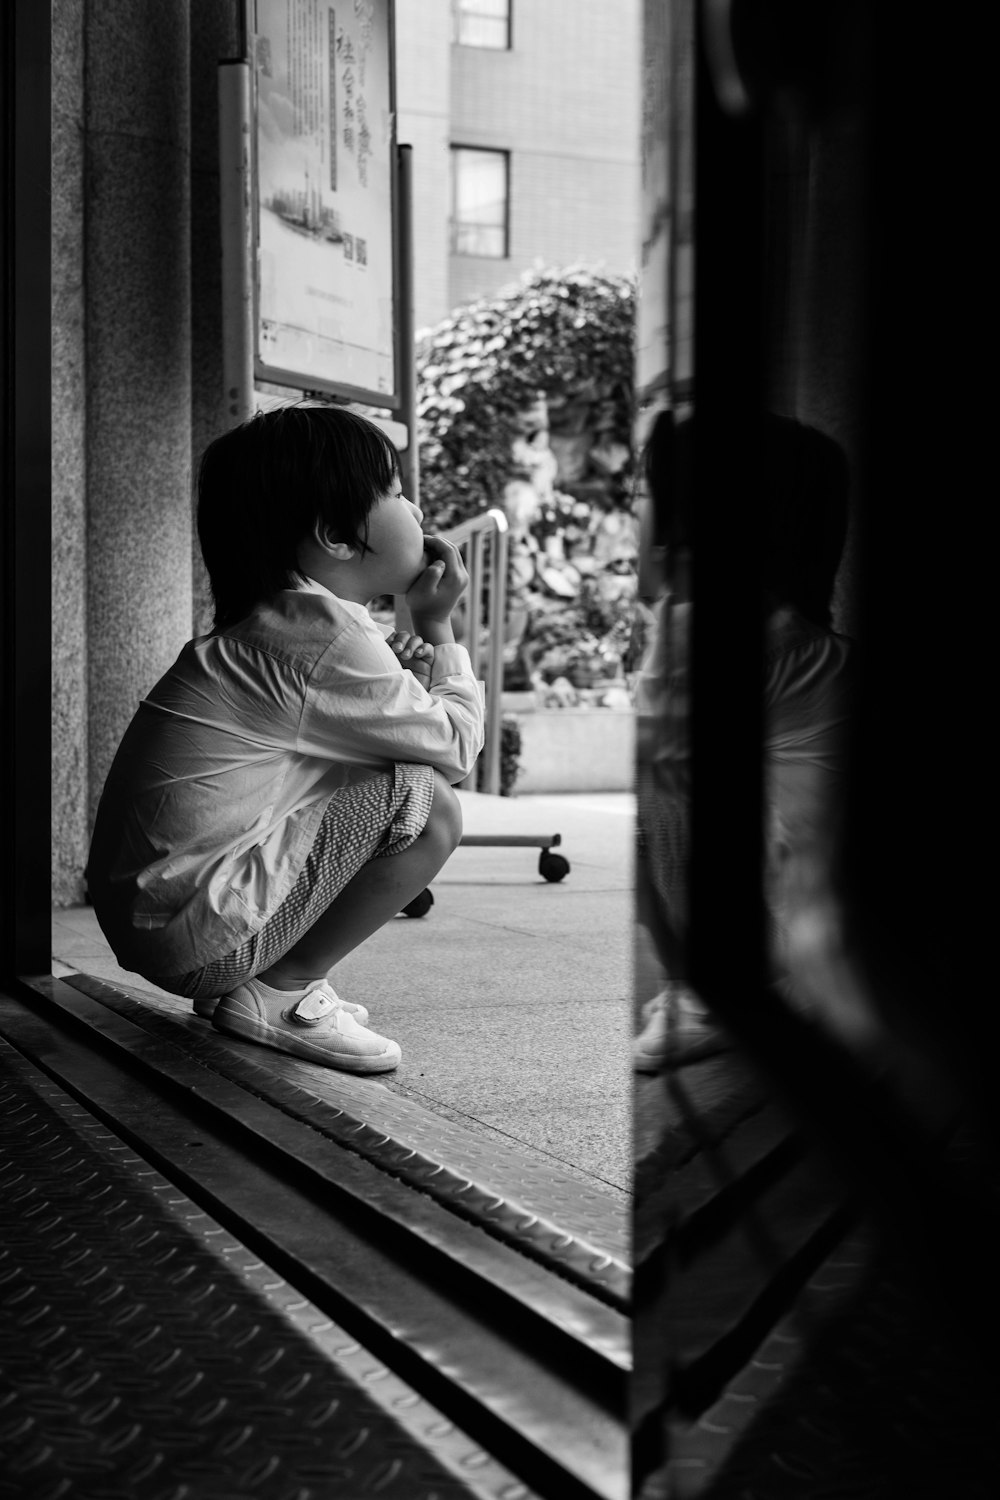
[2,0,52,979]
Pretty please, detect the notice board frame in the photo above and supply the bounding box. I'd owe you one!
[248,0,401,410]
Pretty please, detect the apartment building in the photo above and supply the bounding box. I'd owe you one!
[394,0,641,331]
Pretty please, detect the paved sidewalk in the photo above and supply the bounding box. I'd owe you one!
[52,790,635,1202]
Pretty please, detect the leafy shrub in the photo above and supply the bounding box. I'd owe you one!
[416,265,635,531]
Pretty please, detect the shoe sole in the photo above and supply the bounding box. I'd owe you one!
[213,1009,400,1074]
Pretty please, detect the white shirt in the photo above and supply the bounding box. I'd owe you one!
[87,586,484,977]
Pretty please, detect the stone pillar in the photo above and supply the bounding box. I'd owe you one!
[84,1,193,834]
[52,0,88,904]
[394,0,454,332]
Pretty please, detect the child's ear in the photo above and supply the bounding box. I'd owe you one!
[313,520,355,560]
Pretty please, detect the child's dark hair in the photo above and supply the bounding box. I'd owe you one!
[644,409,849,628]
[198,404,399,629]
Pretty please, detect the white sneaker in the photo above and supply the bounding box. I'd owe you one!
[195,985,369,1027]
[633,987,730,1072]
[212,979,399,1073]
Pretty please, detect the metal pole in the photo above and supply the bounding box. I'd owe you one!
[393,142,417,633]
[482,512,509,795]
[218,61,254,425]
[396,143,419,508]
[465,532,483,678]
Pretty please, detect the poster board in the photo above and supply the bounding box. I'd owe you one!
[251,0,398,406]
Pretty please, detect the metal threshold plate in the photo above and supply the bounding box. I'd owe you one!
[41,972,630,1308]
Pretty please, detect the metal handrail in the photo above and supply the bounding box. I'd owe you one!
[397,507,509,795]
[444,507,509,794]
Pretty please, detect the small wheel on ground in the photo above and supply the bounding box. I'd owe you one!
[401,888,434,918]
[539,851,570,882]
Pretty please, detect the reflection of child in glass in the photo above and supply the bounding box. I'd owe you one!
[87,406,484,1073]
[634,410,854,1069]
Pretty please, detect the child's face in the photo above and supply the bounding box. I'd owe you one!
[359,482,427,596]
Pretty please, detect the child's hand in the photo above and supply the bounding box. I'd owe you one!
[386,630,434,690]
[404,535,468,628]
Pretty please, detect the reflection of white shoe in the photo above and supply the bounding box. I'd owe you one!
[212,979,399,1073]
[633,988,731,1072]
[195,986,368,1027]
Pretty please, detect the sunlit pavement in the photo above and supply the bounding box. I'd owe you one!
[52,790,635,1205]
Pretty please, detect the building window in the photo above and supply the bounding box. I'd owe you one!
[450,147,509,257]
[454,0,511,50]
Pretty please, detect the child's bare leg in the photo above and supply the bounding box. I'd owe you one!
[257,770,462,991]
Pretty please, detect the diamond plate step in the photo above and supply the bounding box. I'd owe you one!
[0,1041,541,1500]
[0,986,627,1500]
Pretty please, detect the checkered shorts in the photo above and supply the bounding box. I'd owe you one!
[159,763,435,1001]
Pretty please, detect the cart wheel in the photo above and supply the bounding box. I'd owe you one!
[401,888,434,918]
[538,851,570,882]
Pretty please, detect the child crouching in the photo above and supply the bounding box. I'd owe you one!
[86,404,484,1072]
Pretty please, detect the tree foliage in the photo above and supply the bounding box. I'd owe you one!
[416,265,636,530]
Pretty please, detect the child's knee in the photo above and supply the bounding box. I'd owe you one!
[422,771,463,855]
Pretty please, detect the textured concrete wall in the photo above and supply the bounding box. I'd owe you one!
[394,0,453,332]
[51,1,245,903]
[513,710,635,794]
[449,150,639,310]
[394,0,640,330]
[51,0,89,905]
[82,2,193,853]
[451,1,640,162]
[449,0,640,309]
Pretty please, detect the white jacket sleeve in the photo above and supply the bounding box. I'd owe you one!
[296,617,485,783]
